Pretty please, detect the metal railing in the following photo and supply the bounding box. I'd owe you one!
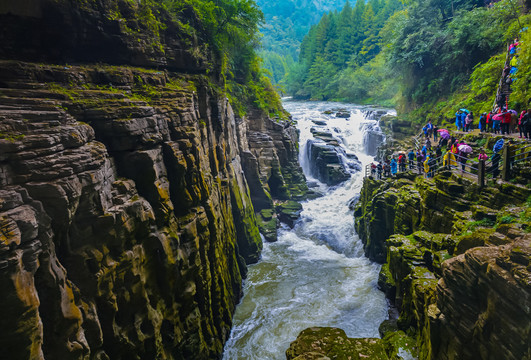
[364,143,531,187]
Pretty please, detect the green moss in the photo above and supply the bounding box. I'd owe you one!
[255,208,278,242]
[465,218,495,231]
[499,215,516,224]
[0,132,25,142]
[455,228,495,255]
[286,327,390,360]
[383,331,418,360]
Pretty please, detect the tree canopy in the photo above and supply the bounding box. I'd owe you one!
[282,0,530,117]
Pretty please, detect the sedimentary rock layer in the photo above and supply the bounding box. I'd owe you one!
[0,0,308,358]
[355,171,531,360]
[0,62,251,359]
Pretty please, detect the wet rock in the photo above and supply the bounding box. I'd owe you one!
[276,200,303,228]
[378,319,399,338]
[312,120,327,126]
[286,327,389,360]
[312,131,340,146]
[306,140,350,186]
[382,330,418,360]
[360,122,386,156]
[335,112,350,118]
[256,208,278,242]
[347,195,360,210]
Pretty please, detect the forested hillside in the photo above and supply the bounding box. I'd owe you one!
[285,0,531,120]
[284,0,402,101]
[155,0,285,117]
[255,0,347,84]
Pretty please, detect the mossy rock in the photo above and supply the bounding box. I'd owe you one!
[379,319,399,338]
[378,263,396,300]
[292,352,331,360]
[276,200,303,228]
[386,235,411,248]
[412,231,456,253]
[256,208,278,242]
[382,331,418,360]
[455,228,494,255]
[471,205,498,222]
[397,274,437,330]
[286,327,389,360]
[432,250,452,275]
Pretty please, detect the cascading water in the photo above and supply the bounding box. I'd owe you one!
[223,101,394,360]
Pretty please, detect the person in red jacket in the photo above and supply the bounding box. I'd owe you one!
[486,111,493,133]
[501,111,512,135]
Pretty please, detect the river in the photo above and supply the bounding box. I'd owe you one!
[223,100,394,360]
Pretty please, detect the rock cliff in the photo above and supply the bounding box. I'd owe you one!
[355,172,531,360]
[0,1,306,359]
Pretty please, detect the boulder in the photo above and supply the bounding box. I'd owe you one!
[306,140,350,186]
[286,327,389,360]
[336,112,350,118]
[276,200,303,228]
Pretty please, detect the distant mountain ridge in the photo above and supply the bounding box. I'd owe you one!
[256,0,347,59]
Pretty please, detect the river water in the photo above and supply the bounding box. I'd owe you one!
[223,101,394,360]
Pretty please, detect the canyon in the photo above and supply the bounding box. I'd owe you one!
[0,1,306,359]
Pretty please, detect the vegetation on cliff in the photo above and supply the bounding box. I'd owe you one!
[158,0,287,118]
[354,169,531,360]
[0,0,308,359]
[281,0,530,119]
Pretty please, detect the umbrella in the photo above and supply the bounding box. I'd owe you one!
[437,129,449,133]
[460,108,470,114]
[458,144,473,153]
[492,113,505,121]
[440,132,451,139]
[508,109,518,115]
[493,139,504,153]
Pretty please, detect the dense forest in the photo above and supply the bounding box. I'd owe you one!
[284,0,402,101]
[255,0,347,84]
[150,0,285,118]
[279,0,531,121]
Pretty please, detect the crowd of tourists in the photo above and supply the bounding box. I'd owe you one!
[455,108,531,138]
[451,38,531,138]
[370,122,519,180]
[369,37,530,182]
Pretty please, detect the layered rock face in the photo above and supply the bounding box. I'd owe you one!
[434,235,531,360]
[0,1,306,359]
[0,61,255,360]
[355,172,531,360]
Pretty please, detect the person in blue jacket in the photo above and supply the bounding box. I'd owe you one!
[460,112,467,131]
[455,111,462,131]
[390,157,398,176]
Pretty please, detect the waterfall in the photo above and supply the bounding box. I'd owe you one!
[223,101,391,360]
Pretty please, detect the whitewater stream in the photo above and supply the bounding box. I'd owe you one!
[223,101,395,360]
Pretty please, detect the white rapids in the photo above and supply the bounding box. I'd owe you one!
[223,100,395,360]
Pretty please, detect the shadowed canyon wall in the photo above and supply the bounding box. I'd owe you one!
[355,172,531,360]
[0,1,306,359]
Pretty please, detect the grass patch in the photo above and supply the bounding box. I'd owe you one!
[466,218,495,231]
